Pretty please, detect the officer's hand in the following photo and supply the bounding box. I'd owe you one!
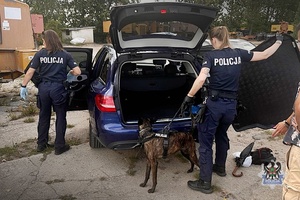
[180,95,194,114]
[276,32,283,42]
[20,87,28,100]
[67,71,77,82]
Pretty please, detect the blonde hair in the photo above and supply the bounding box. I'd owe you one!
[208,26,230,49]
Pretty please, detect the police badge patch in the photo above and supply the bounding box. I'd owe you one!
[258,160,284,189]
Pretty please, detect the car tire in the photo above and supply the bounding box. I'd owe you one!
[89,121,104,148]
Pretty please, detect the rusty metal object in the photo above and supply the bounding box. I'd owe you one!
[232,166,243,177]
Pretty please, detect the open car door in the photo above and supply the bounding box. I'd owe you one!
[64,47,93,111]
[232,34,300,131]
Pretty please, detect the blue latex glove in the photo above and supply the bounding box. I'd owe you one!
[67,71,76,82]
[20,87,28,100]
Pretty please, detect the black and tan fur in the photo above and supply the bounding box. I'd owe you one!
[138,118,199,193]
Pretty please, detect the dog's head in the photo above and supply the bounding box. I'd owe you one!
[138,118,155,138]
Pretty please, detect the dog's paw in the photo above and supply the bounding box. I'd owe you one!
[148,188,155,193]
[140,183,146,187]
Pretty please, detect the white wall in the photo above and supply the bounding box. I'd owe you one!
[70,29,94,43]
[62,27,95,44]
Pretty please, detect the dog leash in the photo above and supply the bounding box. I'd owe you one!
[160,106,184,159]
[161,106,182,134]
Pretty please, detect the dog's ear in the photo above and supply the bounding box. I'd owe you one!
[138,118,144,125]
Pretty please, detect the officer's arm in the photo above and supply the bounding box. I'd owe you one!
[22,68,36,87]
[69,66,81,76]
[188,67,209,97]
[251,41,282,61]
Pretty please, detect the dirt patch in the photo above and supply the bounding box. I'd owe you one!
[0,139,38,163]
[0,78,89,163]
[0,135,87,163]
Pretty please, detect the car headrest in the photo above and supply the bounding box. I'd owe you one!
[153,59,166,66]
[122,63,136,75]
[164,64,178,75]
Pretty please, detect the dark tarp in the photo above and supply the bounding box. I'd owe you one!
[233,34,300,132]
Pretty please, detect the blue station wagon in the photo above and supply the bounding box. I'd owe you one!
[62,2,300,150]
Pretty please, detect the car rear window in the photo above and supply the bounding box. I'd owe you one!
[121,20,198,42]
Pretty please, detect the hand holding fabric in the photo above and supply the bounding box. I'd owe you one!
[275,32,283,42]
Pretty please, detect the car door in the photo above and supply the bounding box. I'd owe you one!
[232,34,300,131]
[64,47,93,111]
[87,45,115,115]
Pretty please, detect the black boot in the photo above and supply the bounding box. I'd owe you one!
[55,144,70,155]
[187,179,213,194]
[37,143,54,152]
[213,164,226,177]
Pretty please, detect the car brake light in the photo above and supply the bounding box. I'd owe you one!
[160,9,167,14]
[95,94,116,112]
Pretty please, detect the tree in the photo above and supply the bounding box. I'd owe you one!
[293,1,300,38]
[22,0,68,25]
[22,0,134,43]
[216,0,299,35]
[21,0,300,42]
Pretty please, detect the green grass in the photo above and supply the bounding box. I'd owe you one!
[0,98,10,106]
[21,104,38,117]
[0,146,18,157]
[66,137,82,146]
[0,139,50,162]
[67,124,75,128]
[8,104,39,121]
[23,117,35,123]
[0,135,86,163]
[0,123,8,127]
[9,113,21,120]
[59,194,77,200]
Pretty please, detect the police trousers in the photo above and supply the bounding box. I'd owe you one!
[197,97,237,182]
[37,82,68,148]
[282,145,300,200]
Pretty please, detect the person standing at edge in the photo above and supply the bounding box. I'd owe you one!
[20,29,81,155]
[272,23,300,200]
[180,26,283,194]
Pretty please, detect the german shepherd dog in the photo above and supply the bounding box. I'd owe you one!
[138,118,199,193]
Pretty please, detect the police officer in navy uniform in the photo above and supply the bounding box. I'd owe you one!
[181,26,283,194]
[20,30,81,155]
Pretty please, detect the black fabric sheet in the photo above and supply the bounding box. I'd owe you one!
[232,34,300,131]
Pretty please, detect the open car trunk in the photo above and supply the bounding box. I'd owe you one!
[119,59,199,122]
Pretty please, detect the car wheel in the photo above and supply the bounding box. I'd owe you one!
[89,121,104,148]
